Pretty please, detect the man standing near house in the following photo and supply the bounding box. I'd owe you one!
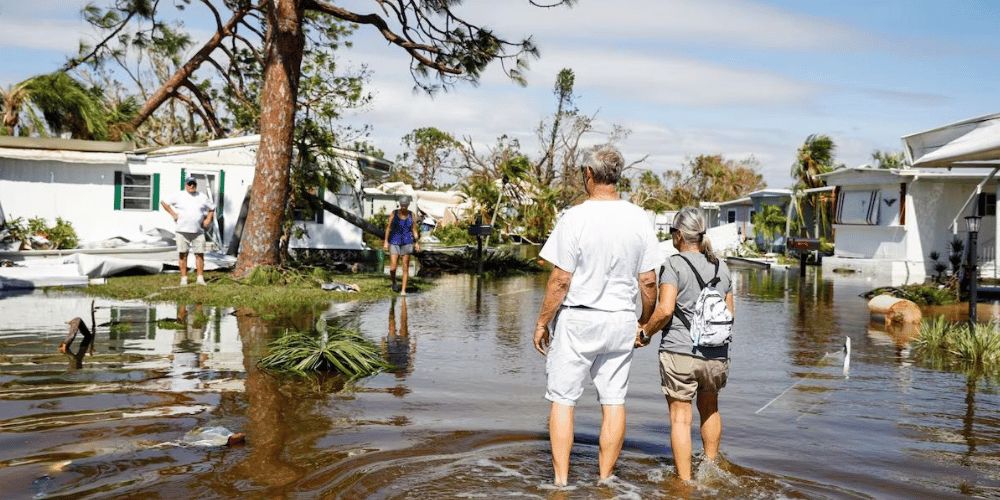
[161,176,215,286]
[533,145,661,486]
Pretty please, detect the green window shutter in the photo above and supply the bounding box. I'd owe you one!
[114,171,123,210]
[152,173,160,210]
[218,170,225,212]
[316,185,325,224]
[180,168,186,189]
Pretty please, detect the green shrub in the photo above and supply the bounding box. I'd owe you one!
[48,217,80,249]
[363,210,390,250]
[1,216,79,249]
[433,221,476,247]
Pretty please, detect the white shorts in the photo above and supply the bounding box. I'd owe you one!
[545,308,636,406]
[176,232,206,254]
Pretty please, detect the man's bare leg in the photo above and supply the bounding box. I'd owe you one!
[550,402,574,486]
[598,404,626,481]
[178,252,189,278]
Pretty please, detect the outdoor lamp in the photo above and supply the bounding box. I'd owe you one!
[965,213,982,330]
[966,214,982,233]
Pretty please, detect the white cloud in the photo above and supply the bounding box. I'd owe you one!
[0,18,88,52]
[453,0,880,53]
[534,48,825,108]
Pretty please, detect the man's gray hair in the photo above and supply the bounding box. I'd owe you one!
[581,145,625,185]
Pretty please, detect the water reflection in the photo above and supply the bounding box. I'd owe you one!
[59,317,94,370]
[4,273,1000,499]
[383,296,414,379]
[234,309,306,490]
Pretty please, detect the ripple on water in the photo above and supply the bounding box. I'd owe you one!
[300,431,861,500]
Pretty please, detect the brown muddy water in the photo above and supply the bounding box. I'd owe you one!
[2,268,1000,499]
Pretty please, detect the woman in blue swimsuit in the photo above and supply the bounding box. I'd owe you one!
[382,196,421,295]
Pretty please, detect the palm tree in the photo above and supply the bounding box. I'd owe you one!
[0,72,111,140]
[790,134,838,240]
[1,80,32,136]
[752,204,787,252]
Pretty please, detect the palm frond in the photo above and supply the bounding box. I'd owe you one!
[258,322,390,379]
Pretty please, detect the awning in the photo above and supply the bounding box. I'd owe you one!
[903,112,1000,168]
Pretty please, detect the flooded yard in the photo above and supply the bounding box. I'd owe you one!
[2,268,1000,499]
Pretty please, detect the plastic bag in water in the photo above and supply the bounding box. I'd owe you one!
[182,426,244,447]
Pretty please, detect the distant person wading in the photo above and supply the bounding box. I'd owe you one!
[383,196,420,295]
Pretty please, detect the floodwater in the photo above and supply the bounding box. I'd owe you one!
[2,267,1000,499]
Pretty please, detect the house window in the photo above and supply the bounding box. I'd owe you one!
[834,189,880,225]
[750,210,756,222]
[114,171,159,211]
[978,193,996,216]
[727,210,736,223]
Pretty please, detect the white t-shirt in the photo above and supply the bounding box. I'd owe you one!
[539,199,662,312]
[165,191,215,234]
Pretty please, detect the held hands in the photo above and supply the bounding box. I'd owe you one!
[533,323,550,355]
[634,323,652,348]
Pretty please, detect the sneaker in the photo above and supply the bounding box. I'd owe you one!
[180,276,188,286]
[196,276,206,286]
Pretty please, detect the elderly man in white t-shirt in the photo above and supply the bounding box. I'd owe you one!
[533,145,661,487]
[161,176,216,286]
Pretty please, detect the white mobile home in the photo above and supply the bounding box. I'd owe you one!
[779,112,1000,287]
[717,189,794,246]
[820,167,995,285]
[0,135,391,257]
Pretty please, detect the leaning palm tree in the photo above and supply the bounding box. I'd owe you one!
[0,72,111,140]
[790,134,838,240]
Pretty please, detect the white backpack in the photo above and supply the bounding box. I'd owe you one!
[672,255,733,347]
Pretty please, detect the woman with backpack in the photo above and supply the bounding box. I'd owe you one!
[636,206,735,482]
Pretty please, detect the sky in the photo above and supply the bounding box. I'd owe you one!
[1,0,998,189]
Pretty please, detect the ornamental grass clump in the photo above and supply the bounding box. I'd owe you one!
[912,317,1000,379]
[258,323,390,378]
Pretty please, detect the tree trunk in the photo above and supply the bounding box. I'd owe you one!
[233,0,305,278]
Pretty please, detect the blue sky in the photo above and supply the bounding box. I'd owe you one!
[1,0,998,189]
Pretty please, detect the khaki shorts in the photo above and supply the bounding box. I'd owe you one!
[176,232,206,254]
[659,351,729,401]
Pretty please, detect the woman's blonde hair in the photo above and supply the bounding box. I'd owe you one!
[672,206,717,264]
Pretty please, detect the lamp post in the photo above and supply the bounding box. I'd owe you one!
[965,214,982,333]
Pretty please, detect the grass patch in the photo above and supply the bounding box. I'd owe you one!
[912,317,1000,381]
[258,321,390,378]
[83,270,426,313]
